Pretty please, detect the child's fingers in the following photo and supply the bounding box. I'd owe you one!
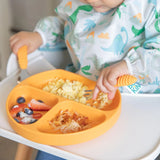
[12,40,24,55]
[9,34,17,41]
[92,87,99,100]
[103,78,116,92]
[27,44,36,54]
[107,89,117,100]
[10,37,19,50]
[96,74,109,94]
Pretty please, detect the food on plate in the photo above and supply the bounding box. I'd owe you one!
[24,108,33,115]
[43,78,111,109]
[86,92,112,110]
[17,97,26,103]
[43,78,88,104]
[49,109,90,133]
[10,104,27,117]
[28,99,52,111]
[9,98,48,124]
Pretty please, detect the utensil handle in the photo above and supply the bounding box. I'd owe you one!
[115,75,137,87]
[17,45,28,69]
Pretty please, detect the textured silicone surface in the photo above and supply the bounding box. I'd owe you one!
[116,75,137,87]
[17,45,28,69]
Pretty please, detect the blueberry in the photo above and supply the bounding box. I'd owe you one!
[16,112,21,117]
[24,108,33,115]
[14,118,20,123]
[17,97,25,104]
[37,100,44,103]
[29,119,37,124]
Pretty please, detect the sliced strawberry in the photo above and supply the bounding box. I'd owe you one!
[28,99,52,111]
[10,104,27,118]
[32,113,42,119]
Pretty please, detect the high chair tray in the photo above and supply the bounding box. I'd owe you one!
[6,69,121,146]
[1,72,160,159]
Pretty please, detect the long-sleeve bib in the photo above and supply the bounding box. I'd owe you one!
[35,0,160,94]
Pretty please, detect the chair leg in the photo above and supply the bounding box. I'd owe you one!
[15,143,33,160]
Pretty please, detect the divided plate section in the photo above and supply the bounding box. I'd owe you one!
[20,69,96,90]
[19,69,121,111]
[36,100,106,134]
[6,85,59,126]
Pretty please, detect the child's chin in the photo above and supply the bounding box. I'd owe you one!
[94,7,110,13]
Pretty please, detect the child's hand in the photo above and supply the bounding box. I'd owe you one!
[10,31,43,55]
[93,60,129,100]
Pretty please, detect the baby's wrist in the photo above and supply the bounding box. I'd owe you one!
[123,59,133,75]
[34,29,47,46]
[33,32,43,46]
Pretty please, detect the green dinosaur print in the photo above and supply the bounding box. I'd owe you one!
[131,26,145,37]
[69,5,93,24]
[121,2,127,7]
[155,19,160,32]
[116,8,121,18]
[87,56,101,70]
[52,32,59,37]
[112,2,126,18]
[52,32,64,40]
[134,46,140,50]
[155,9,159,19]
[104,63,110,68]
[55,8,58,14]
[154,9,160,32]
[81,65,92,75]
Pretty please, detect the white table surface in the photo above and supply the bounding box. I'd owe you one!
[0,72,160,160]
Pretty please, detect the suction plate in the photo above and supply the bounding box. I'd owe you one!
[6,69,121,146]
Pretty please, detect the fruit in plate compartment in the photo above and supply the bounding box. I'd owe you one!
[28,99,52,111]
[24,108,33,115]
[32,113,43,119]
[20,117,37,124]
[17,97,26,104]
[37,100,44,103]
[10,104,27,118]
[14,117,21,123]
[10,98,50,124]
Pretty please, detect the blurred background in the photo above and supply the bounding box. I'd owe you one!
[0,0,59,81]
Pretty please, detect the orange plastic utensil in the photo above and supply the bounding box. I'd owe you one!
[115,75,137,87]
[17,45,28,69]
[17,46,29,81]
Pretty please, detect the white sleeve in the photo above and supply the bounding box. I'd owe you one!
[34,16,65,47]
[124,4,160,85]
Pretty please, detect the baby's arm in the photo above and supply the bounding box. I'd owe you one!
[123,6,160,89]
[93,60,129,100]
[10,31,43,55]
[10,16,65,55]
[34,16,65,49]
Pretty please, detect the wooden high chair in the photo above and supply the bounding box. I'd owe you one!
[15,144,33,160]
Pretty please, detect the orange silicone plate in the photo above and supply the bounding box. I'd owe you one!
[6,69,121,146]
